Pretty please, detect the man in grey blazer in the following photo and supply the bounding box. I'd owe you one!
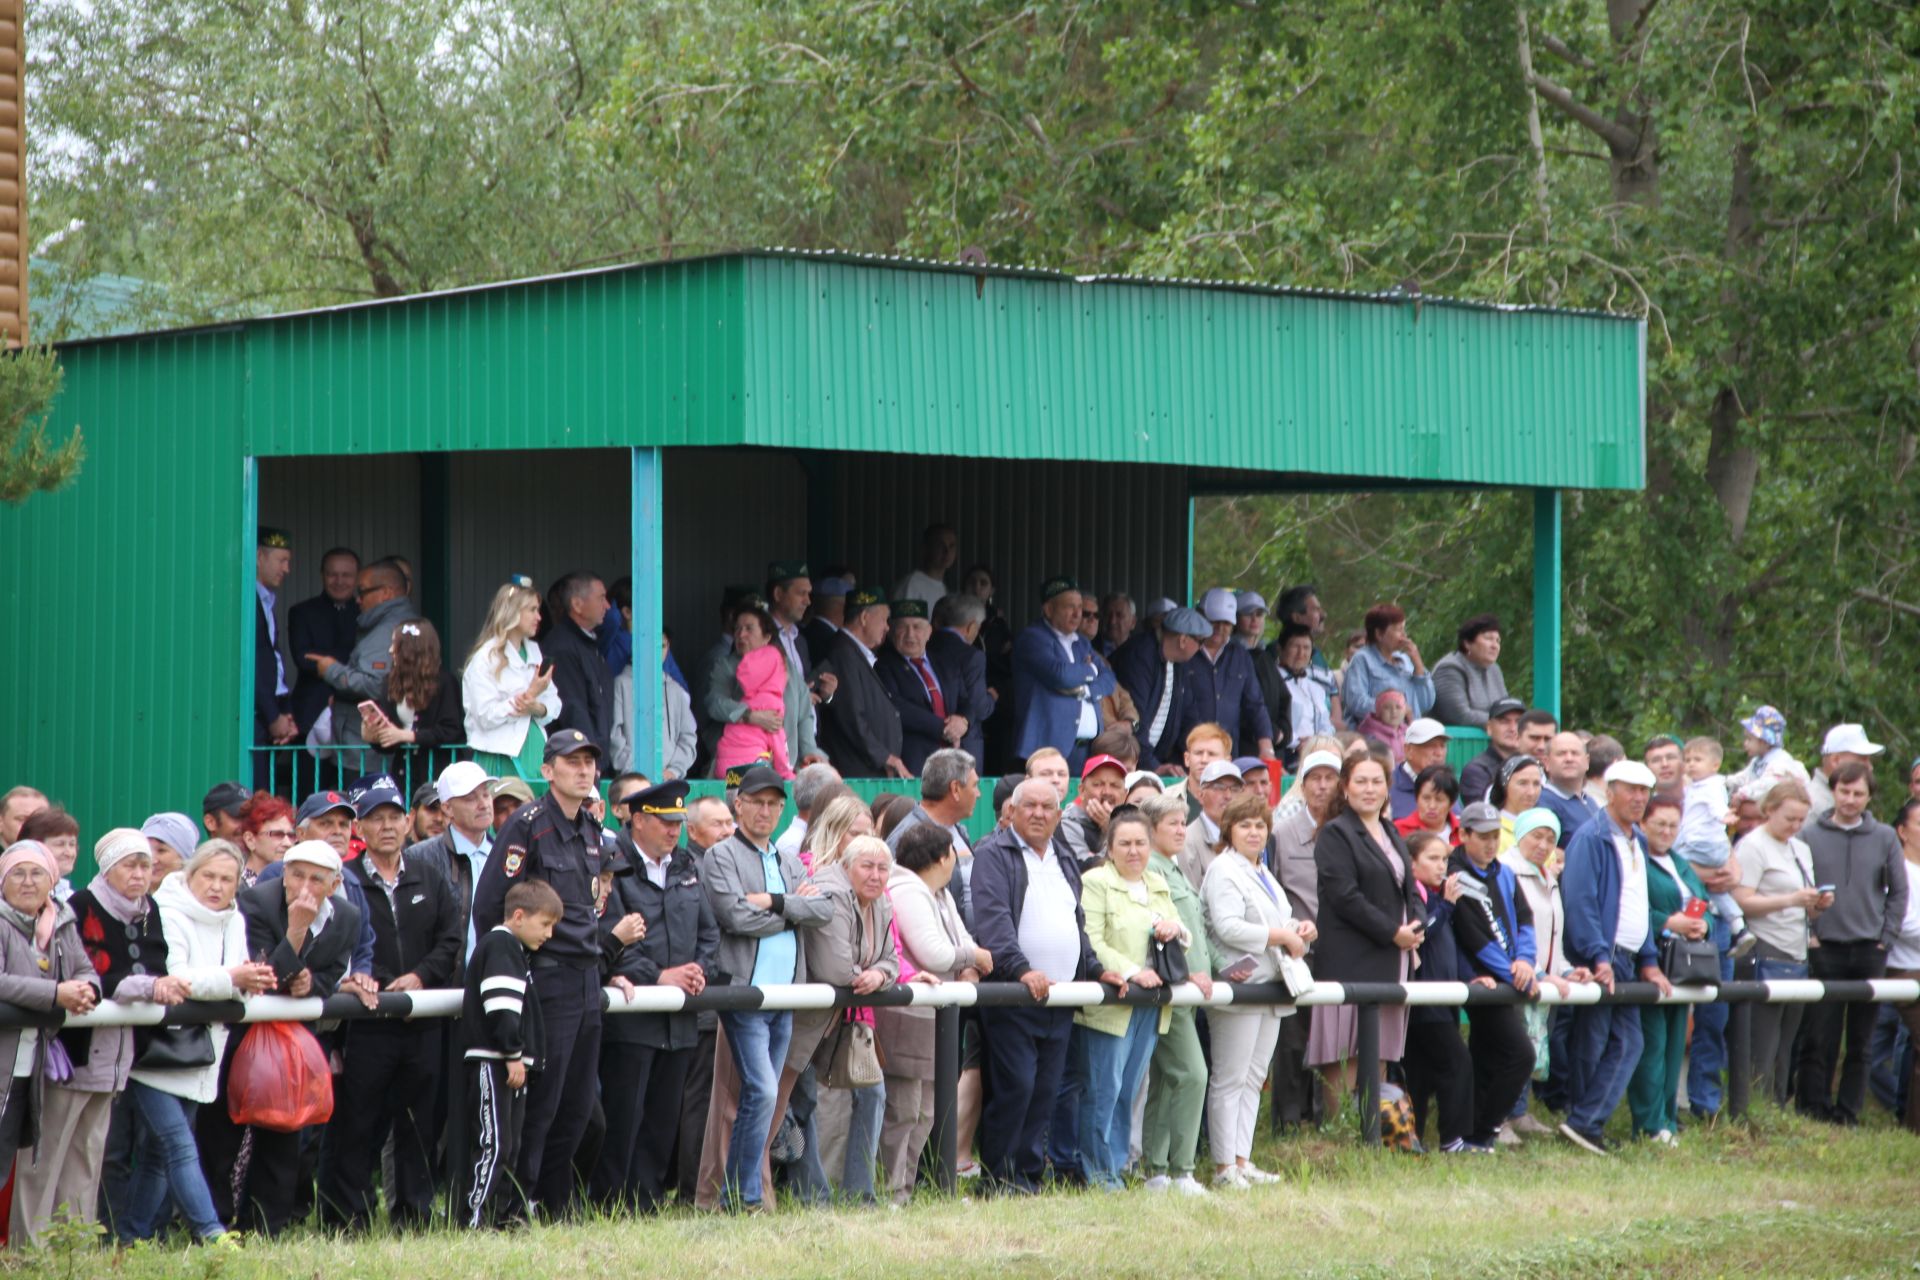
[702,766,832,1211]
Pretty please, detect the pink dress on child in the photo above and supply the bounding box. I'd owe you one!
[714,643,794,778]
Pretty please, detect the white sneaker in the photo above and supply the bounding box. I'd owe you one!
[1143,1175,1171,1193]
[1170,1175,1212,1197]
[1651,1129,1678,1147]
[955,1161,981,1180]
[1239,1163,1282,1185]
[1213,1166,1250,1190]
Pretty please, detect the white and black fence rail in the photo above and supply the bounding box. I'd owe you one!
[8,977,1916,1186]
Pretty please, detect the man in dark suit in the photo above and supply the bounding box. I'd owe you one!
[1010,576,1115,772]
[229,839,363,1237]
[544,572,616,760]
[288,547,361,738]
[874,598,969,775]
[817,589,908,778]
[801,572,853,662]
[1113,606,1210,773]
[591,780,720,1212]
[254,527,296,791]
[928,592,993,771]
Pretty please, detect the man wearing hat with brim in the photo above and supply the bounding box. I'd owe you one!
[590,779,719,1212]
[471,727,610,1216]
[1114,605,1211,774]
[201,781,251,842]
[1267,747,1342,1129]
[874,597,970,775]
[321,774,461,1232]
[816,588,910,778]
[697,765,832,1211]
[409,780,447,843]
[253,526,297,789]
[1389,719,1452,821]
[256,789,380,993]
[1557,759,1674,1154]
[229,838,362,1235]
[1058,753,1129,864]
[1807,722,1885,815]
[406,759,498,961]
[1240,590,1296,767]
[1460,697,1528,806]
[1184,588,1277,764]
[1012,576,1116,774]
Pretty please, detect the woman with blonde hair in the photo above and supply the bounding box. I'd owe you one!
[462,576,561,780]
[803,795,875,873]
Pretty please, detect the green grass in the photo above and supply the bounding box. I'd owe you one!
[12,1106,1918,1279]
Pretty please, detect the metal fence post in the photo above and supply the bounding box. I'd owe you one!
[1727,999,1752,1120]
[1356,1004,1381,1146]
[932,1002,960,1193]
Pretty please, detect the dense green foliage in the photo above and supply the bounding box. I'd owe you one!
[32,0,1920,759]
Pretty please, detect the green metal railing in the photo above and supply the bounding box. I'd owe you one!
[251,744,476,806]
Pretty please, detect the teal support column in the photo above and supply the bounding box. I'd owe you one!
[240,456,259,779]
[1532,488,1562,720]
[632,447,665,776]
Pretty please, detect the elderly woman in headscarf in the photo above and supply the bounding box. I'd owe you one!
[0,840,102,1242]
[14,830,189,1244]
[141,813,201,884]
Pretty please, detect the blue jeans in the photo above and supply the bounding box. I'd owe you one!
[837,1082,886,1202]
[1686,914,1736,1115]
[1566,946,1647,1136]
[1868,1004,1909,1115]
[1076,1009,1158,1189]
[1046,1025,1087,1178]
[121,1082,223,1241]
[720,1010,792,1206]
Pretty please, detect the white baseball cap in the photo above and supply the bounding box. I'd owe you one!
[1404,718,1449,747]
[1199,760,1242,786]
[1603,760,1657,788]
[1145,597,1178,621]
[1235,590,1268,615]
[1200,588,1238,625]
[1297,750,1343,777]
[436,759,493,804]
[1820,724,1884,757]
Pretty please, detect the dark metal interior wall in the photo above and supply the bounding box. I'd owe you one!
[826,452,1192,629]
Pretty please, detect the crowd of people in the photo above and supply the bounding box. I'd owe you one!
[0,528,1912,1244]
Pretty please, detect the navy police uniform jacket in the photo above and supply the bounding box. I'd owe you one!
[471,797,605,968]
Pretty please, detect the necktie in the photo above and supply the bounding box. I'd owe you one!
[911,657,947,718]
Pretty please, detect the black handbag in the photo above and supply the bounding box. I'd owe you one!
[1150,934,1190,987]
[1659,934,1722,986]
[135,1023,216,1071]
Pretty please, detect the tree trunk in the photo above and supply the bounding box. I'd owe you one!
[1603,0,1659,205]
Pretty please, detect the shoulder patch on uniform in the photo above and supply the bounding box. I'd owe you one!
[371,660,388,671]
[503,845,526,878]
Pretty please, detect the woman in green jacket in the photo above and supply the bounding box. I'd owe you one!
[1628,796,1711,1142]
[1139,793,1215,1195]
[1076,810,1187,1190]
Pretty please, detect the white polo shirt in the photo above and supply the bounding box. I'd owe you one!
[1016,840,1082,984]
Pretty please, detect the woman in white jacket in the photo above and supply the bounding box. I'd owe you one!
[118,843,276,1243]
[1201,791,1316,1189]
[462,579,561,781]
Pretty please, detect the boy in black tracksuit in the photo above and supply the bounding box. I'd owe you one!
[319,778,465,1231]
[1449,804,1540,1150]
[1400,831,1478,1153]
[457,879,560,1229]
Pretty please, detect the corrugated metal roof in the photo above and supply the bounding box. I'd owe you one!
[53,246,1639,351]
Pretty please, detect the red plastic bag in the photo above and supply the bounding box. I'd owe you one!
[227,1022,334,1131]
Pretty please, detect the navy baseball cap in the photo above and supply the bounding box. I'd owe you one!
[544,728,602,761]
[295,790,355,826]
[351,774,407,819]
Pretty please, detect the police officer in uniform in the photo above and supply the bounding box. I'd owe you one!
[470,727,606,1219]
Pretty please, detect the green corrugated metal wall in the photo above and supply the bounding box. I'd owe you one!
[741,257,1644,489]
[0,250,1642,864]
